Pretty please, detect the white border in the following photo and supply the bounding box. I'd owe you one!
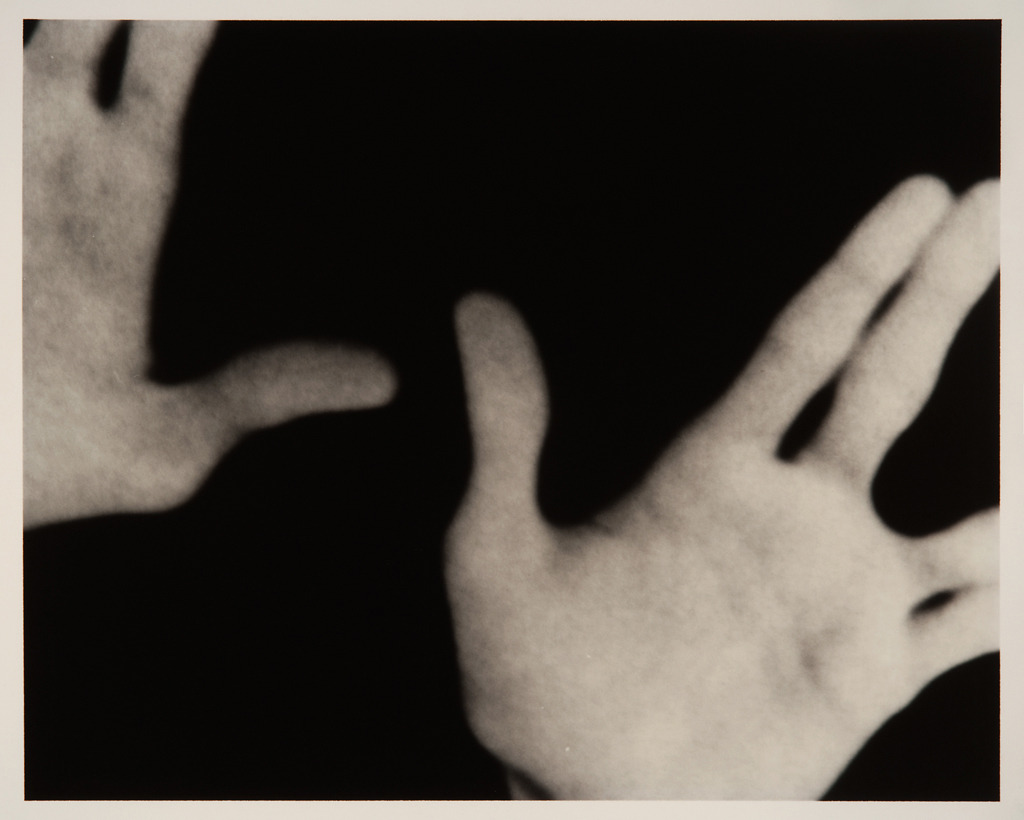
[4,2,1021,819]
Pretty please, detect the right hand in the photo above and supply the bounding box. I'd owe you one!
[445,176,998,799]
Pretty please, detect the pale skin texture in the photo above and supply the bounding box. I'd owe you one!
[24,21,397,528]
[447,176,999,799]
[24,21,998,803]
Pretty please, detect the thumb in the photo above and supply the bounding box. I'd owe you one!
[454,292,549,520]
[204,341,397,433]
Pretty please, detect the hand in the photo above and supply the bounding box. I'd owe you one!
[23,21,397,528]
[445,176,999,799]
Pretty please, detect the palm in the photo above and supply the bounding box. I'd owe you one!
[446,176,998,799]
[24,22,396,527]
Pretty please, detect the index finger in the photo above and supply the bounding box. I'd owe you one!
[710,176,953,446]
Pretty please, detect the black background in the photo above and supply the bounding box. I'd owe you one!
[24,21,1000,800]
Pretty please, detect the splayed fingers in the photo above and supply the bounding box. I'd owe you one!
[712,175,955,445]
[802,180,999,487]
[445,176,998,799]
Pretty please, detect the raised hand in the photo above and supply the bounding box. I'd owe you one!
[23,22,397,528]
[446,176,999,799]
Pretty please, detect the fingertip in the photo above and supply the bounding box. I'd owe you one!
[331,347,399,409]
[887,174,954,221]
[830,174,953,279]
[899,173,953,200]
[367,353,399,406]
[209,342,399,433]
[454,291,545,385]
[914,175,1000,293]
[900,174,956,223]
[952,177,1000,233]
[452,291,549,509]
[892,174,954,209]
[879,175,955,245]
[455,290,516,346]
[961,176,1000,201]
[117,20,218,142]
[292,344,399,411]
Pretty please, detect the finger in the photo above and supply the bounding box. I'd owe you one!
[454,292,548,521]
[25,20,123,97]
[904,508,998,602]
[907,583,998,693]
[804,180,999,487]
[712,176,953,445]
[198,341,398,433]
[903,508,998,693]
[115,20,218,156]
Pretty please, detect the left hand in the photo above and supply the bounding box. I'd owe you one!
[24,21,397,527]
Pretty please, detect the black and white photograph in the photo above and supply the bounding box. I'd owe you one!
[12,2,1021,811]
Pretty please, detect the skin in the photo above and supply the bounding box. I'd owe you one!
[24,20,999,802]
[447,176,999,799]
[23,21,397,528]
